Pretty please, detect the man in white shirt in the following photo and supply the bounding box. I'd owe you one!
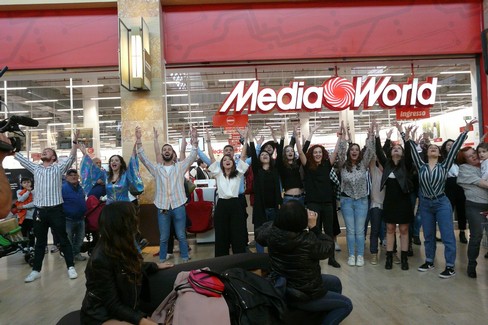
[15,131,80,283]
[136,126,198,263]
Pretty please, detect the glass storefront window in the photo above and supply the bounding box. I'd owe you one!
[0,57,480,168]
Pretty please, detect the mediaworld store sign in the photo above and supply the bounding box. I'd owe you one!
[214,76,437,126]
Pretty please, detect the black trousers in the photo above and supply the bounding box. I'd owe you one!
[214,198,247,257]
[445,177,467,230]
[32,205,74,271]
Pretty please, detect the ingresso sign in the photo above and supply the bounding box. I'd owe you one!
[218,76,437,114]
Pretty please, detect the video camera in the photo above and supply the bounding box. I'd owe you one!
[0,116,39,153]
[0,66,40,153]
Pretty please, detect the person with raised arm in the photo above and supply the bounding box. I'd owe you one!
[275,124,308,205]
[206,127,249,256]
[375,121,414,270]
[136,126,198,263]
[79,138,143,205]
[336,121,375,267]
[248,124,282,254]
[296,121,342,268]
[406,119,477,278]
[15,130,80,283]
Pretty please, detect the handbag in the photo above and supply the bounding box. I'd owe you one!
[187,269,225,297]
[185,188,213,233]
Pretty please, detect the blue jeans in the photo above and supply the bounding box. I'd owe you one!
[256,208,278,253]
[157,205,189,261]
[283,195,305,206]
[65,219,85,256]
[369,208,383,254]
[340,196,368,256]
[419,195,456,267]
[291,274,353,325]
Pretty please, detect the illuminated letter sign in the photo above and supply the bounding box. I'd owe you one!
[218,76,438,114]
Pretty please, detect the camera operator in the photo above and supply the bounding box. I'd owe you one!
[0,132,12,219]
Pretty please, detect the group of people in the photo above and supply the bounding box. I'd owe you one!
[2,117,488,324]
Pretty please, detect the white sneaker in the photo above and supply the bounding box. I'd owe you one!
[25,271,41,283]
[335,241,341,251]
[166,253,174,260]
[356,255,365,267]
[347,255,356,266]
[68,266,78,280]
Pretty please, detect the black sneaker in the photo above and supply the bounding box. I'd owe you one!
[439,267,456,279]
[418,262,435,272]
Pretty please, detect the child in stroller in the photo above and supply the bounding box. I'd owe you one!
[3,177,36,265]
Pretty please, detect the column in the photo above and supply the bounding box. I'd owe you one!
[82,77,100,157]
[118,0,167,204]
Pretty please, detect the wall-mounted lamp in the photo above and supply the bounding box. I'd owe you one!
[119,18,151,91]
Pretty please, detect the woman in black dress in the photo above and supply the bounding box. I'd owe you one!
[374,122,414,270]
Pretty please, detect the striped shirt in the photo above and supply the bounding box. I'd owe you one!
[14,152,75,207]
[137,146,197,210]
[408,131,467,199]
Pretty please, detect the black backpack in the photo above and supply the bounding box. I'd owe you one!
[219,268,286,325]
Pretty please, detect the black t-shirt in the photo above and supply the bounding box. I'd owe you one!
[261,170,277,208]
[303,161,334,203]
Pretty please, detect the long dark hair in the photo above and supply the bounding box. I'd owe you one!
[97,202,142,283]
[344,143,363,172]
[440,139,454,159]
[305,144,329,170]
[108,155,127,182]
[388,143,405,167]
[282,145,298,169]
[220,154,238,178]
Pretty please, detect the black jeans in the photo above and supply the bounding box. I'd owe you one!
[307,202,334,237]
[32,205,74,271]
[465,200,488,266]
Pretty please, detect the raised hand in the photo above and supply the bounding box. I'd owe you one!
[73,129,80,142]
[310,122,321,135]
[190,127,198,147]
[386,128,394,139]
[394,121,404,134]
[205,129,211,143]
[280,123,286,139]
[465,118,478,132]
[135,126,142,142]
[79,143,87,156]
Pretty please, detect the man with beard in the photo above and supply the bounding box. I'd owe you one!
[135,126,198,263]
[14,130,80,283]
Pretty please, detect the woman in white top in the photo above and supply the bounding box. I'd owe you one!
[206,128,249,257]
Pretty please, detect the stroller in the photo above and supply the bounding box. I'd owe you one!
[81,195,105,256]
[0,217,34,266]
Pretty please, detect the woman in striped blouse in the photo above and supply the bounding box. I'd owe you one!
[406,119,477,278]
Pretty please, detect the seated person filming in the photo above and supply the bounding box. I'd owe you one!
[256,201,353,325]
